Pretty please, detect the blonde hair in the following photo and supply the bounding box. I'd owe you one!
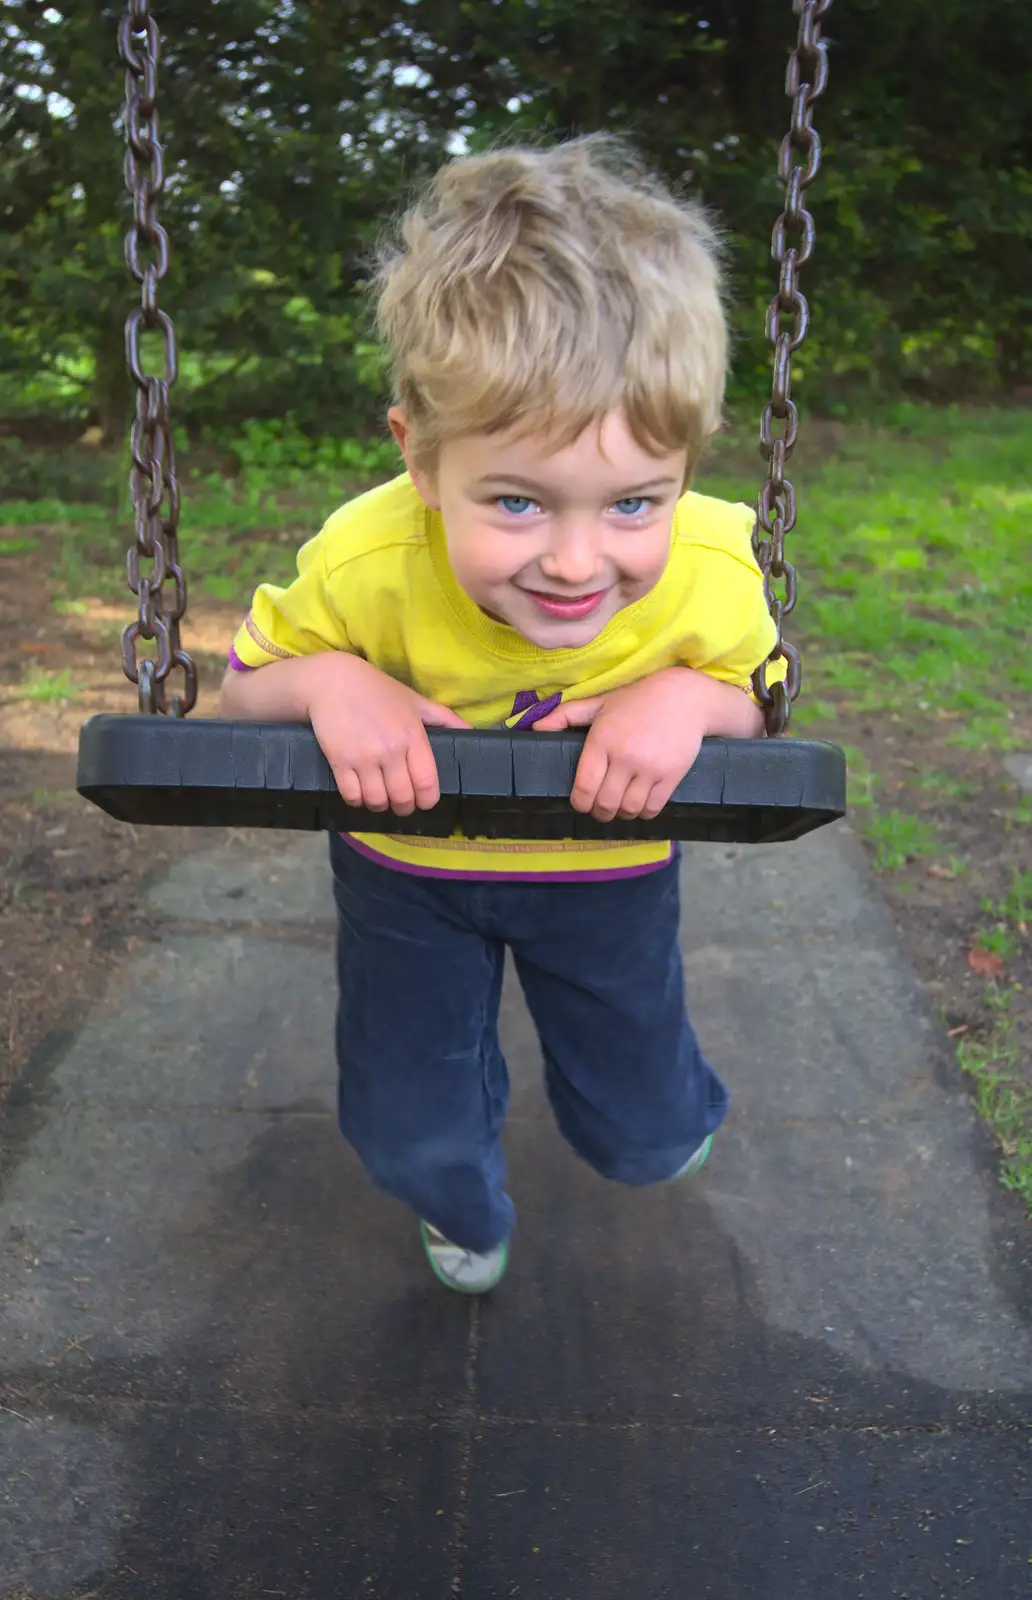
[371,134,727,478]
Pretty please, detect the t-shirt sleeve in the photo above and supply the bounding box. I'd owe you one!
[229,532,353,670]
[673,507,788,699]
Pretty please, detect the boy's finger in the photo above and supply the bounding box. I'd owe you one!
[639,778,676,821]
[569,741,610,813]
[532,697,603,732]
[417,697,471,729]
[382,754,416,817]
[589,763,634,822]
[336,765,364,810]
[407,734,442,810]
[357,767,390,813]
[615,776,654,820]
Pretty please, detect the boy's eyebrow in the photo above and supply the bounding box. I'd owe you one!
[474,473,681,496]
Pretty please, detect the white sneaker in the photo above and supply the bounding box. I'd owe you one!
[420,1221,509,1294]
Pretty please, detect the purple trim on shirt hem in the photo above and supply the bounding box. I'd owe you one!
[340,833,674,883]
[227,644,254,672]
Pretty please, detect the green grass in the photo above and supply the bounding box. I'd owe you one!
[861,808,940,871]
[959,999,1032,1217]
[700,406,1032,737]
[975,925,1023,963]
[906,766,979,803]
[6,406,1030,706]
[985,869,1032,927]
[834,743,880,807]
[974,870,1032,966]
[21,667,78,703]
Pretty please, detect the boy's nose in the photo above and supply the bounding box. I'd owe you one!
[539,524,604,588]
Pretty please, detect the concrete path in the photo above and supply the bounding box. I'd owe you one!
[2,823,1031,1599]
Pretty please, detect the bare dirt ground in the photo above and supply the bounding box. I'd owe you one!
[827,709,1031,1057]
[1,535,1029,1122]
[0,547,242,1086]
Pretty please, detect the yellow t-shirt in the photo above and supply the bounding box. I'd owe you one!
[230,472,780,880]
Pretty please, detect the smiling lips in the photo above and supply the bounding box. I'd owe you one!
[525,588,607,620]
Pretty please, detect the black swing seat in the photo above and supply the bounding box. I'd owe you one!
[77,714,845,844]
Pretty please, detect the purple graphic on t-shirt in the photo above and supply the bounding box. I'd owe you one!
[509,689,563,730]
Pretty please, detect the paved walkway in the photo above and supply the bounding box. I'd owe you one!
[2,823,1031,1599]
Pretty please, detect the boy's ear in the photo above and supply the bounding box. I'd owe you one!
[387,407,440,508]
[386,405,410,455]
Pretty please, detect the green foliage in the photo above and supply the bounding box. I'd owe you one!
[0,437,119,504]
[722,408,1032,736]
[217,418,401,488]
[2,2,1030,436]
[975,925,1022,963]
[906,767,978,802]
[862,809,939,872]
[21,667,78,703]
[982,871,1032,929]
[958,999,1032,1217]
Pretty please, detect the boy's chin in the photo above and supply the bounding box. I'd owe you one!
[509,612,612,651]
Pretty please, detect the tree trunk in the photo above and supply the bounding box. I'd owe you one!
[93,317,134,445]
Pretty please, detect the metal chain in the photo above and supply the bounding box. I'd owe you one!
[118,0,196,716]
[751,0,832,736]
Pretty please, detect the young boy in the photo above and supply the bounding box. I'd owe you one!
[220,135,780,1295]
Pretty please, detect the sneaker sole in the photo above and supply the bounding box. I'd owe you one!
[667,1134,714,1182]
[420,1222,509,1295]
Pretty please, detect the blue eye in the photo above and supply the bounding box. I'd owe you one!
[613,497,651,516]
[498,496,536,516]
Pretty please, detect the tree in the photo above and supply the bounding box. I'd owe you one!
[2,0,1029,434]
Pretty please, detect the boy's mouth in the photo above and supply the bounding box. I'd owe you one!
[524,588,607,620]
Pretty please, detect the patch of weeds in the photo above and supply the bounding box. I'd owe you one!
[990,868,1032,927]
[908,766,978,802]
[199,573,242,601]
[53,530,94,597]
[945,719,1026,753]
[22,666,78,703]
[836,744,878,807]
[787,696,840,729]
[974,925,1022,963]
[863,808,939,871]
[816,655,874,695]
[958,999,1032,1216]
[0,534,41,554]
[54,597,89,616]
[32,785,79,806]
[973,871,1031,969]
[1007,798,1032,829]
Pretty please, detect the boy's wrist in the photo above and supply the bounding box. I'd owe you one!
[296,650,375,719]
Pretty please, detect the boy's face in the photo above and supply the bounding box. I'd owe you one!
[390,408,688,650]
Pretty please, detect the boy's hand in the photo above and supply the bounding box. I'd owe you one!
[532,668,762,822]
[306,656,469,816]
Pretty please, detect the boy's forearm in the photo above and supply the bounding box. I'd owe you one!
[219,652,368,721]
[672,667,765,739]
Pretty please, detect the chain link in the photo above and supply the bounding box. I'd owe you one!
[118,0,196,716]
[751,0,832,736]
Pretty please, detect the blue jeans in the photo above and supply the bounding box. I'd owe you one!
[330,836,728,1254]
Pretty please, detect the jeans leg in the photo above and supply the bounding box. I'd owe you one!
[330,838,514,1253]
[507,859,728,1185]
